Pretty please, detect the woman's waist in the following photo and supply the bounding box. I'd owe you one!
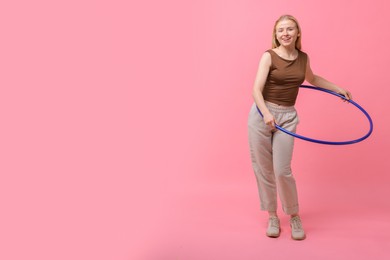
[264,101,296,113]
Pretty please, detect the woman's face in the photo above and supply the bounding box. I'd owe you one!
[275,19,300,48]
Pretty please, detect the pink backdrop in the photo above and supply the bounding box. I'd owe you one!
[1,0,389,259]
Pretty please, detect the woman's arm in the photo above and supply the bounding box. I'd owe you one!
[252,52,276,128]
[305,56,352,100]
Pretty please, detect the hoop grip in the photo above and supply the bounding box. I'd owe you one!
[256,85,373,145]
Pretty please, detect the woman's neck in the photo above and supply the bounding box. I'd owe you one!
[277,46,298,59]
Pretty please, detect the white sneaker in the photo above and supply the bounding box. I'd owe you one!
[266,216,280,238]
[290,216,306,240]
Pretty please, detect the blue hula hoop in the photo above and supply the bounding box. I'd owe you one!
[256,85,373,145]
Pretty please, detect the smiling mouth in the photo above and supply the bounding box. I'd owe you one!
[281,38,293,44]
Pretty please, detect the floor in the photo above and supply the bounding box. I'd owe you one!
[137,176,390,260]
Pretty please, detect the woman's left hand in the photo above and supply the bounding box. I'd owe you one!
[337,88,352,101]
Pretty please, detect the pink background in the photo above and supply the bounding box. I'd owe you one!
[0,0,389,259]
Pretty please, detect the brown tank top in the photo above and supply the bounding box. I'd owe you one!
[263,49,308,106]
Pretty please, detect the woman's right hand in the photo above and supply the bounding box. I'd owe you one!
[263,113,276,130]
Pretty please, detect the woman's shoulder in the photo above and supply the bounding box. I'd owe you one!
[298,49,308,57]
[267,48,277,55]
[297,49,309,62]
[257,50,272,68]
[262,49,275,60]
[261,50,272,61]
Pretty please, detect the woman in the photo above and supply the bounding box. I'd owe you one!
[247,15,352,240]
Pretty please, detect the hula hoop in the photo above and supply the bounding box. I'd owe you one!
[256,85,373,145]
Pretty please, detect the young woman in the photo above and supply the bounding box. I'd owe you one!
[247,15,352,240]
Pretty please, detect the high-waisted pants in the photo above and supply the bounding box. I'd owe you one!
[247,102,300,215]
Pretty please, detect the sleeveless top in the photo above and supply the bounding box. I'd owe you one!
[263,49,308,106]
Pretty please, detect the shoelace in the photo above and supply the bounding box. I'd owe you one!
[290,217,303,230]
[269,217,280,228]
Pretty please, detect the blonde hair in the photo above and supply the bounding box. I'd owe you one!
[272,15,302,50]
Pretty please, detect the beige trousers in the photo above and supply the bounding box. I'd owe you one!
[248,102,300,215]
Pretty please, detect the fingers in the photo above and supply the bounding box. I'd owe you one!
[266,120,276,130]
[271,120,276,129]
[264,113,276,129]
[346,90,352,100]
[340,89,352,102]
